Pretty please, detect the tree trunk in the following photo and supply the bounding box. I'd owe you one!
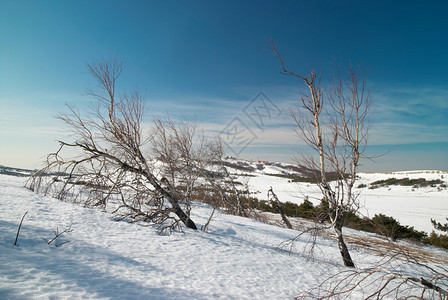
[236,194,247,218]
[172,205,197,230]
[334,215,355,267]
[278,204,293,229]
[268,187,292,229]
[145,171,197,230]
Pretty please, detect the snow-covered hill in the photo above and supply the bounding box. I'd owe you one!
[1,173,447,299]
[221,158,448,234]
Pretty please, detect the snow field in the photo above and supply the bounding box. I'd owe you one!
[235,167,448,234]
[0,175,346,299]
[1,170,447,299]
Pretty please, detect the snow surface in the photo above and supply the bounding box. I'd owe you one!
[1,171,447,299]
[227,162,448,234]
[0,174,342,299]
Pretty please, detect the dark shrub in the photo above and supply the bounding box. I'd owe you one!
[371,214,426,241]
[423,231,448,249]
[345,212,375,233]
[370,177,444,188]
[295,198,315,219]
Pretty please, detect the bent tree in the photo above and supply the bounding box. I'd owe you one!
[28,60,219,231]
[272,45,372,267]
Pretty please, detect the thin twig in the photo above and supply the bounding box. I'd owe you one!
[13,211,28,246]
[46,225,73,246]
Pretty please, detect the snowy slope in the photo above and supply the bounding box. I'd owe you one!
[3,174,447,299]
[355,171,448,233]
[222,159,448,234]
[0,174,344,299]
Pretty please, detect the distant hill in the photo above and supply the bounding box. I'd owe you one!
[0,165,35,177]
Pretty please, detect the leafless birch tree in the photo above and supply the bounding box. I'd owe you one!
[272,44,372,267]
[271,44,447,299]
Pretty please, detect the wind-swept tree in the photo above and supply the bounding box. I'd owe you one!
[270,45,448,300]
[272,44,372,267]
[27,59,220,232]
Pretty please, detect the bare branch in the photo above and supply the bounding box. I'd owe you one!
[268,186,292,229]
[13,211,28,246]
[46,225,73,247]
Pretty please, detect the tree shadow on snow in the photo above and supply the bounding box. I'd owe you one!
[0,220,209,299]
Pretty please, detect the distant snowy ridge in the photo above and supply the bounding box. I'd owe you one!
[361,170,448,175]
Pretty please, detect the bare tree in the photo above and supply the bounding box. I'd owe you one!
[270,44,448,299]
[152,117,222,226]
[272,44,372,267]
[212,165,248,217]
[27,59,220,232]
[268,186,293,229]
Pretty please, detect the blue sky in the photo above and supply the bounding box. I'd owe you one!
[0,0,447,171]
